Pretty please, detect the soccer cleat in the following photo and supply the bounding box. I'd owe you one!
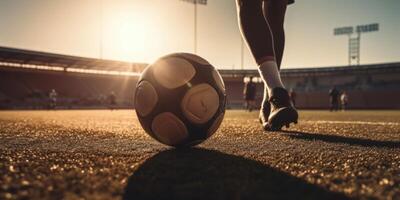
[266,87,298,131]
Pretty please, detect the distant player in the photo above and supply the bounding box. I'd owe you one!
[340,91,348,111]
[329,86,340,111]
[243,76,257,112]
[49,89,57,109]
[108,91,116,110]
[236,0,298,130]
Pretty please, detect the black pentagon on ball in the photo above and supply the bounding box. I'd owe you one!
[134,53,226,147]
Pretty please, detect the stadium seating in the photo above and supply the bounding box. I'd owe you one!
[1,60,400,109]
[0,68,137,109]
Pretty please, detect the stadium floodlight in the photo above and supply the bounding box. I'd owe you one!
[356,23,379,33]
[181,0,207,5]
[334,26,353,36]
[180,0,208,54]
[334,23,379,66]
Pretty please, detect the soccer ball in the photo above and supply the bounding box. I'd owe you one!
[134,53,226,147]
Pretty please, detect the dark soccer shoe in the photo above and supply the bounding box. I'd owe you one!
[266,87,298,131]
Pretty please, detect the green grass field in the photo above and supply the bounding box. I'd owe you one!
[0,110,399,199]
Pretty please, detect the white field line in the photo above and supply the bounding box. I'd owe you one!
[304,120,400,126]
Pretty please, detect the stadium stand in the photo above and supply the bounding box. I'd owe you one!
[1,46,399,109]
[0,68,139,109]
[0,46,145,109]
[221,63,400,109]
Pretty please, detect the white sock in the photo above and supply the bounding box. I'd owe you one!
[258,60,285,97]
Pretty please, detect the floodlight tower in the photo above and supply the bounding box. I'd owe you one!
[180,0,208,54]
[334,23,379,66]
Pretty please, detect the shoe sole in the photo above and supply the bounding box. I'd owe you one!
[266,107,298,131]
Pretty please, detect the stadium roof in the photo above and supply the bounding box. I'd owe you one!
[1,46,399,77]
[0,46,147,72]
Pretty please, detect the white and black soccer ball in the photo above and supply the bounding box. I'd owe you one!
[134,53,226,147]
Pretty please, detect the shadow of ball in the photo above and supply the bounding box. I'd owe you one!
[123,148,347,200]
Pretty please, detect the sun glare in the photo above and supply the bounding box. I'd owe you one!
[103,8,152,63]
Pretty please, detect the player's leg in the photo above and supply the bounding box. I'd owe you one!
[236,0,297,130]
[236,0,275,65]
[262,0,287,69]
[262,0,298,129]
[236,0,280,129]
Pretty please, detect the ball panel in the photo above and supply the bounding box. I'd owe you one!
[212,70,225,92]
[179,53,210,65]
[207,112,224,137]
[151,112,188,146]
[152,57,195,89]
[135,81,158,117]
[181,83,219,124]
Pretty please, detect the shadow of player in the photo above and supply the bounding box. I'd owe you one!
[123,148,348,200]
[281,130,400,149]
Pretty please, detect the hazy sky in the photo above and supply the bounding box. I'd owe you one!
[1,0,399,69]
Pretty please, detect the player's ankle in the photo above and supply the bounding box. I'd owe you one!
[258,60,284,96]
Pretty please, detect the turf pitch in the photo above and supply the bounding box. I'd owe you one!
[0,110,399,200]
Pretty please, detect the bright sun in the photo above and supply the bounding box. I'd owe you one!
[103,7,153,63]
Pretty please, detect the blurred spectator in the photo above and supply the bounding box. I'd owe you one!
[108,91,116,110]
[49,89,57,109]
[329,86,340,112]
[340,91,349,111]
[97,94,107,106]
[243,76,257,112]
